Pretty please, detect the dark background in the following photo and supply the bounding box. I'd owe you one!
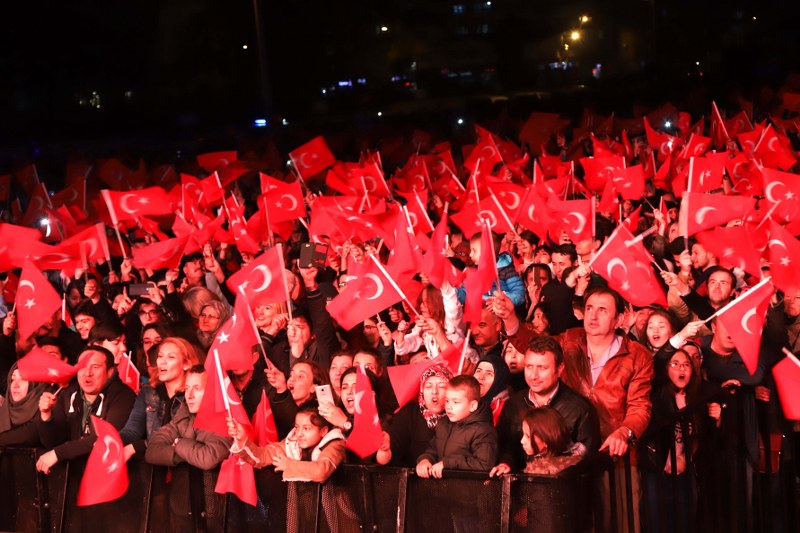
[1,1,799,160]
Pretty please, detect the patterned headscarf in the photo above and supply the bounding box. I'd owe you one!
[418,364,452,429]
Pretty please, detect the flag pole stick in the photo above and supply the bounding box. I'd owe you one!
[100,190,129,259]
[484,220,502,296]
[212,349,234,419]
[782,347,800,366]
[368,253,420,317]
[275,243,293,322]
[239,290,274,369]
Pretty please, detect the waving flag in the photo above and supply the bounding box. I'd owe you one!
[16,259,61,340]
[17,346,77,384]
[226,245,288,307]
[216,456,257,506]
[327,256,405,331]
[714,277,774,375]
[346,366,384,458]
[772,350,800,420]
[289,137,336,180]
[252,389,279,446]
[77,416,129,506]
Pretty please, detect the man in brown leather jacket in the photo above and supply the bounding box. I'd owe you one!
[559,286,654,533]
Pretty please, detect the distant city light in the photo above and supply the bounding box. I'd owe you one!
[664,121,672,128]
[282,118,289,126]
[579,15,590,23]
[253,118,267,127]
[321,88,327,95]
[242,45,248,50]
[570,31,581,41]
[456,118,464,125]
[752,16,757,21]
[486,1,492,6]
[377,111,383,117]
[380,26,388,32]
[696,61,700,65]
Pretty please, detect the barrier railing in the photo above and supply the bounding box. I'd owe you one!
[0,441,795,532]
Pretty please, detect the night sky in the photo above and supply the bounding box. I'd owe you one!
[1,1,799,147]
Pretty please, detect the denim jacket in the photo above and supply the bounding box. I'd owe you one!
[119,384,185,454]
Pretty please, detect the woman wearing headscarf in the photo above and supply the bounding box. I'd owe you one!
[474,354,511,426]
[0,364,52,447]
[384,364,452,467]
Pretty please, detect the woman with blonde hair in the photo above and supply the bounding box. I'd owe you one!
[119,337,202,461]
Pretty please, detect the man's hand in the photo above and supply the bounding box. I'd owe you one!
[264,365,288,394]
[754,386,770,402]
[430,461,445,478]
[298,266,319,290]
[491,291,514,320]
[416,459,433,478]
[489,462,511,477]
[707,402,722,427]
[599,428,630,457]
[3,310,16,337]
[227,417,248,448]
[36,450,58,474]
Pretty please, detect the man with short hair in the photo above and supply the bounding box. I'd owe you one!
[539,244,581,334]
[662,266,735,320]
[36,346,136,474]
[559,287,654,533]
[491,336,600,475]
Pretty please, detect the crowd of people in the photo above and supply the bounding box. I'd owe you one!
[0,93,799,532]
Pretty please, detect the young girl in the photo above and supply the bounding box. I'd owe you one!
[228,402,346,482]
[394,283,464,361]
[520,407,582,475]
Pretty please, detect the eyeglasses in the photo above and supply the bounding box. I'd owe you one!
[669,362,692,371]
[199,313,220,320]
[139,309,159,317]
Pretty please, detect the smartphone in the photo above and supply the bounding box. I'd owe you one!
[315,384,334,405]
[299,242,329,269]
[128,283,150,297]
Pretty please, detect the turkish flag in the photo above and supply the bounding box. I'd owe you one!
[580,155,626,193]
[194,350,253,438]
[51,176,87,213]
[387,207,424,276]
[132,235,190,270]
[616,164,646,201]
[687,153,726,193]
[678,192,756,237]
[289,136,336,180]
[516,188,552,238]
[548,199,594,243]
[463,129,504,176]
[644,118,678,162]
[421,212,465,289]
[715,277,774,375]
[696,226,762,278]
[252,389,279,446]
[197,150,238,173]
[436,338,469,376]
[398,189,435,235]
[488,182,527,221]
[772,351,800,420]
[725,153,763,197]
[215,456,258,506]
[710,101,730,150]
[101,187,173,223]
[591,225,667,307]
[117,353,141,394]
[346,366,384,458]
[463,222,499,325]
[76,416,129,506]
[226,246,288,307]
[766,220,800,292]
[754,126,797,171]
[32,242,83,275]
[387,356,448,410]
[258,180,307,224]
[761,168,800,226]
[211,295,259,372]
[17,345,77,384]
[597,177,621,220]
[21,183,53,227]
[519,112,565,155]
[450,195,513,238]
[0,226,48,271]
[16,259,62,340]
[333,161,391,198]
[326,257,405,331]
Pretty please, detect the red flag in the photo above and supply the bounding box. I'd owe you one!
[687,154,726,193]
[387,357,448,411]
[678,192,756,237]
[101,187,173,222]
[251,389,279,447]
[421,212,465,289]
[548,199,594,243]
[17,345,77,384]
[194,350,253,438]
[761,168,800,226]
[680,133,712,159]
[132,235,190,270]
[714,277,774,375]
[387,207,423,276]
[754,126,797,171]
[725,153,763,197]
[450,195,513,238]
[117,353,141,394]
[289,136,336,180]
[197,151,238,173]
[60,224,111,264]
[22,183,53,227]
[580,155,626,193]
[516,188,552,238]
[710,101,730,150]
[0,223,47,271]
[346,366,384,458]
[590,225,667,307]
[644,118,678,161]
[696,227,762,278]
[76,416,129,506]
[226,246,288,307]
[16,259,61,339]
[258,180,307,224]
[326,257,405,331]
[436,338,469,376]
[215,456,258,506]
[617,164,646,201]
[772,351,800,420]
[211,295,259,372]
[463,222,499,325]
[767,220,800,293]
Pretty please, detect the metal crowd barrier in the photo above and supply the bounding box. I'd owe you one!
[1,443,796,532]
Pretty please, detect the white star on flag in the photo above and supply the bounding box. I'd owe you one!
[216,331,230,344]
[24,298,36,309]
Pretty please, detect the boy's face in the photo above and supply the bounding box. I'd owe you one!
[469,239,481,265]
[445,387,476,423]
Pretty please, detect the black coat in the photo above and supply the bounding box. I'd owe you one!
[417,402,498,472]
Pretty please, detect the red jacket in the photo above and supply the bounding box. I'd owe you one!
[558,328,653,440]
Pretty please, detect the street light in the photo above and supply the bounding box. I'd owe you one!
[579,15,590,24]
[570,30,581,41]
